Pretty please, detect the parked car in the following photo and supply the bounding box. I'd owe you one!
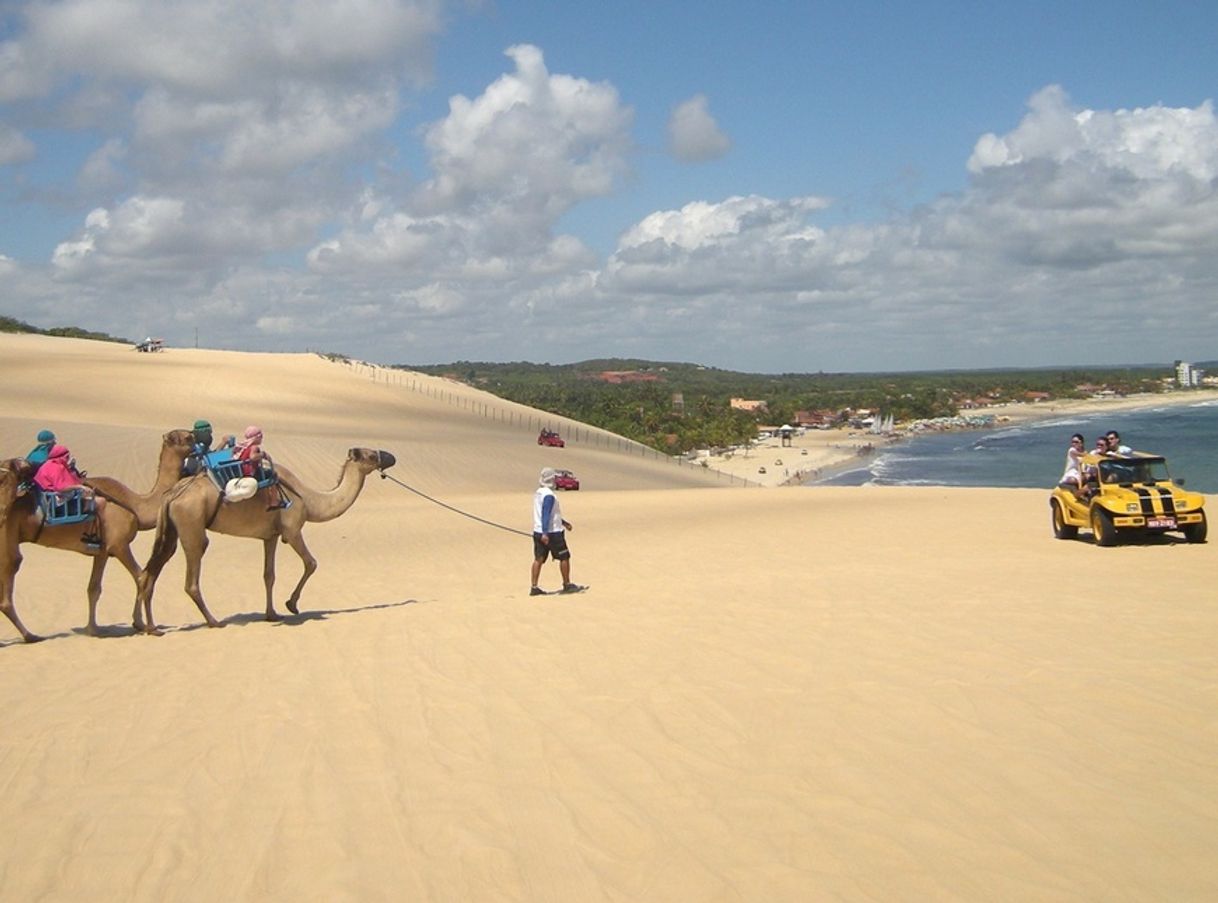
[538,429,565,448]
[1049,451,1207,546]
[553,469,580,491]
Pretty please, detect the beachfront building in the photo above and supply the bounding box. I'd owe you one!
[730,398,768,413]
[1175,360,1205,387]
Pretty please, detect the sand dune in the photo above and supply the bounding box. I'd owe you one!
[2,333,1216,901]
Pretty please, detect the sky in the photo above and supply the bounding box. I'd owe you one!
[2,1,1217,373]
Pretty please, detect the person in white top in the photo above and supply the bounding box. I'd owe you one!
[1059,432,1085,488]
[531,467,583,596]
[1103,429,1132,455]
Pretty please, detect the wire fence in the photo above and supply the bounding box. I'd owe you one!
[339,359,760,487]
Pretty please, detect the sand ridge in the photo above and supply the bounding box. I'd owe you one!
[2,333,1216,901]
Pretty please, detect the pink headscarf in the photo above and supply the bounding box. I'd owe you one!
[237,426,263,450]
[48,444,70,460]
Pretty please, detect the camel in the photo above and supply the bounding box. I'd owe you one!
[0,430,197,643]
[136,446,395,630]
[0,457,38,642]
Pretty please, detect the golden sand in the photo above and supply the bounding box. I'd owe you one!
[2,333,1216,901]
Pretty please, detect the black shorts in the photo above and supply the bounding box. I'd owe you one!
[533,531,570,562]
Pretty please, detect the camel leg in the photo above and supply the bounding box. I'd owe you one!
[262,537,281,622]
[137,519,182,636]
[109,544,147,634]
[1,549,43,643]
[281,532,318,615]
[84,554,107,637]
[179,528,223,629]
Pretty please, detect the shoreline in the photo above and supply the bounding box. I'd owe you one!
[698,388,1218,487]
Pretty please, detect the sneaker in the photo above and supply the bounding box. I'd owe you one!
[529,586,546,596]
[560,583,585,594]
[81,532,102,548]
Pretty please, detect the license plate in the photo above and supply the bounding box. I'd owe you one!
[1147,517,1176,529]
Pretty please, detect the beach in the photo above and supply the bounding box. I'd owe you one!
[697,388,1218,488]
[3,333,1217,902]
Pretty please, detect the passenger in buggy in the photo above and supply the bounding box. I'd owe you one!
[235,426,288,510]
[33,444,106,546]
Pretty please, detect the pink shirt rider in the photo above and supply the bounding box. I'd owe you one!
[33,445,84,493]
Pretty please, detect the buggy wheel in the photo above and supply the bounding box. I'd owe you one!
[1091,507,1117,547]
[1051,499,1078,540]
[1183,512,1208,544]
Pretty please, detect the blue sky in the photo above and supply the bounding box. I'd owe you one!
[2,1,1217,372]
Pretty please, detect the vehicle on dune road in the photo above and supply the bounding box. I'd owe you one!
[537,429,565,447]
[553,469,579,491]
[1050,451,1207,546]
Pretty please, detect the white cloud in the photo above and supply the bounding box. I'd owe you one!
[3,0,444,265]
[3,9,1217,376]
[667,94,730,162]
[77,138,127,193]
[969,85,1217,181]
[417,44,632,215]
[311,44,628,277]
[0,122,35,165]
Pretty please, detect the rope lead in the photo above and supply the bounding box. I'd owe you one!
[379,472,531,537]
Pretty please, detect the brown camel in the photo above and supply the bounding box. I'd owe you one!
[0,430,196,643]
[136,446,395,630]
[0,457,38,642]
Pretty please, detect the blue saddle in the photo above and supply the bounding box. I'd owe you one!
[37,488,96,526]
[202,449,277,490]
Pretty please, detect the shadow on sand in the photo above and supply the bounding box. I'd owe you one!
[166,598,423,634]
[2,599,422,646]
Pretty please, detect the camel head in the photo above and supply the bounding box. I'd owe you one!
[348,447,396,473]
[0,457,36,490]
[164,428,197,454]
[0,458,35,526]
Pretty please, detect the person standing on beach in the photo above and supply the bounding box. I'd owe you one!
[531,467,583,596]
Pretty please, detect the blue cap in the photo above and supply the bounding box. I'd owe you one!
[37,429,55,443]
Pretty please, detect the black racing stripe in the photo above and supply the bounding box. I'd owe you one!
[1134,487,1157,515]
[1155,486,1177,515]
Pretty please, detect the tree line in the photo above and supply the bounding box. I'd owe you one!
[397,358,1177,454]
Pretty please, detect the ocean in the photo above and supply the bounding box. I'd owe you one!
[808,399,1218,494]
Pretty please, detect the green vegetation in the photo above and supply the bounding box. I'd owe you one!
[1,315,130,345]
[398,358,1173,454]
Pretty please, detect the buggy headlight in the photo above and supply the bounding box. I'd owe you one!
[1126,503,1139,513]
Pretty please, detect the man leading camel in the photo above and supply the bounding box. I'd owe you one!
[531,467,584,596]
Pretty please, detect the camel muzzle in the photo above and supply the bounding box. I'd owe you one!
[377,450,396,471]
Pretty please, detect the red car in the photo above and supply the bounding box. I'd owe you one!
[553,469,580,490]
[538,429,565,447]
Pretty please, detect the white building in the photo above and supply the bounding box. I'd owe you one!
[1175,360,1205,387]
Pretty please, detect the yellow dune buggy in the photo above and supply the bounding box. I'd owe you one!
[1050,452,1207,546]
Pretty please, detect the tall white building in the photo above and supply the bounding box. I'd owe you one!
[1175,360,1205,387]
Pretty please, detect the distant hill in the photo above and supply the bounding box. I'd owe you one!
[398,358,1177,454]
[0,314,131,345]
